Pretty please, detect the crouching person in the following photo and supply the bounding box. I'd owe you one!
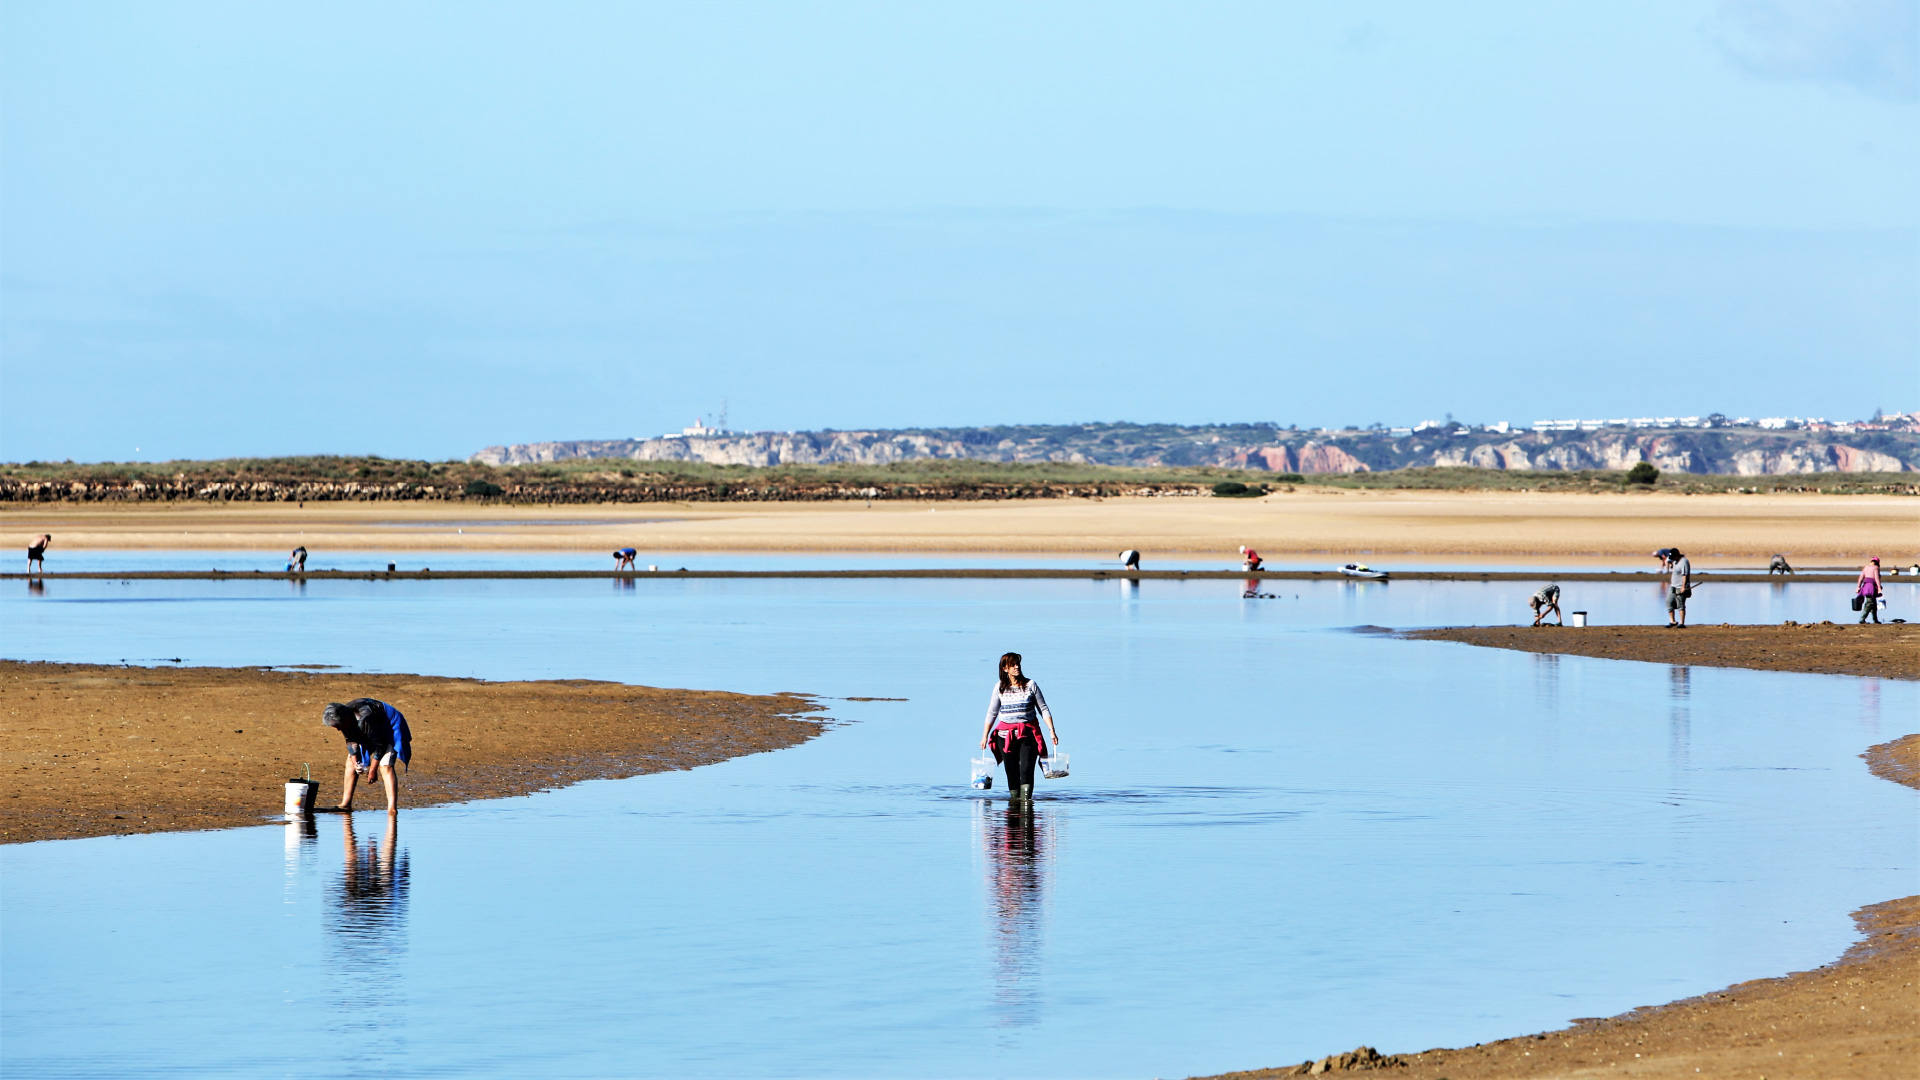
[323,699,413,815]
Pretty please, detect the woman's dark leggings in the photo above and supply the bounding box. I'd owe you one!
[1002,739,1038,790]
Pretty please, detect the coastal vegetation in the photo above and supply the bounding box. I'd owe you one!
[0,456,1913,502]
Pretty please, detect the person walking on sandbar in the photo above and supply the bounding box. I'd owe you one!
[1857,557,1884,625]
[26,534,50,573]
[323,698,413,815]
[979,652,1061,804]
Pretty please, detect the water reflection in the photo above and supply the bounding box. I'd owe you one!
[979,799,1051,1028]
[1532,651,1559,710]
[1859,679,1882,737]
[1668,666,1692,774]
[329,815,410,1044]
[27,579,44,597]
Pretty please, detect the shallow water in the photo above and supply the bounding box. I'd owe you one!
[3,572,1914,1079]
[18,547,1802,576]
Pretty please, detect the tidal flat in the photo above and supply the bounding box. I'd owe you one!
[2,569,1913,1078]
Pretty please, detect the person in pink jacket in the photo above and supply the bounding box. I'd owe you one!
[1856,558,1884,624]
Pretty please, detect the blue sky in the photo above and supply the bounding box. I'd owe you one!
[2,1,1914,461]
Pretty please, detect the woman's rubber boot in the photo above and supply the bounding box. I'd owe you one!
[1018,784,1033,803]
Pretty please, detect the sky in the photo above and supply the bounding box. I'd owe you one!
[2,1,1915,461]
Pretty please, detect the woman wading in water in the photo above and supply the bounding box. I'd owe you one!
[980,652,1061,803]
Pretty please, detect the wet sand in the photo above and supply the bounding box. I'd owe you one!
[0,660,827,844]
[5,491,1915,558]
[1408,623,1920,681]
[1192,634,1919,1079]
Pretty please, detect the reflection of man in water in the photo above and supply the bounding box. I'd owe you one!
[983,801,1048,1026]
[331,814,409,1021]
[340,813,404,907]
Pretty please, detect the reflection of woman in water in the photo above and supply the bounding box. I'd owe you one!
[979,652,1061,803]
[982,798,1048,1023]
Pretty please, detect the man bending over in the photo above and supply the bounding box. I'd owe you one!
[323,698,413,815]
[1529,583,1562,626]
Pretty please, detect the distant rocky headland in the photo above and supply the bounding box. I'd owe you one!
[474,418,1918,475]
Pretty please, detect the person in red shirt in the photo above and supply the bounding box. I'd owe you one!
[1239,545,1263,572]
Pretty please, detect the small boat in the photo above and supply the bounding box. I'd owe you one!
[1338,563,1390,580]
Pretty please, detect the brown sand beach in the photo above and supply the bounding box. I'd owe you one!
[5,490,1916,559]
[0,660,829,844]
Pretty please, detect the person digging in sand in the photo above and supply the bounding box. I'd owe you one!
[323,698,413,815]
[1529,583,1563,626]
[979,652,1061,804]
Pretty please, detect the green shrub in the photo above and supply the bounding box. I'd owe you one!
[1212,480,1249,496]
[1625,462,1660,485]
[1274,473,1305,484]
[463,479,503,497]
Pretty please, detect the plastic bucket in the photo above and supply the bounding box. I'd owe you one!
[284,779,318,815]
[1569,611,1588,627]
[970,752,994,790]
[1040,749,1070,780]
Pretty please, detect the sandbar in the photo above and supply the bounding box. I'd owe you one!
[1408,623,1920,682]
[5,491,1916,559]
[0,660,826,844]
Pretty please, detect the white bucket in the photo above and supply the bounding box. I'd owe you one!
[1569,611,1588,627]
[284,779,318,815]
[1040,749,1070,780]
[970,751,994,790]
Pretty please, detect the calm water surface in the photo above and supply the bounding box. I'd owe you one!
[2,571,1913,1079]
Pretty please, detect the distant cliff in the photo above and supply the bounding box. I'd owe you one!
[473,423,1917,475]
